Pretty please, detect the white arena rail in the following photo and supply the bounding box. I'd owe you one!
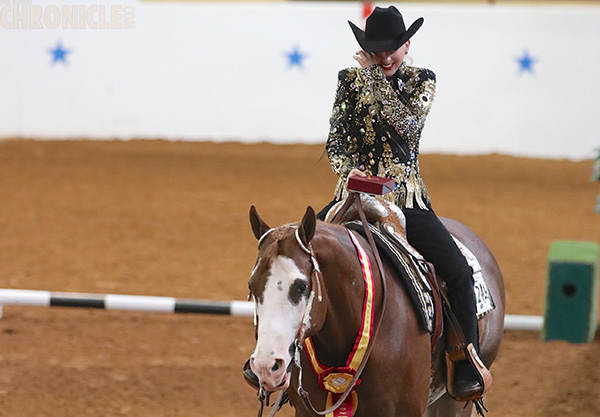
[0,289,541,330]
[0,289,254,317]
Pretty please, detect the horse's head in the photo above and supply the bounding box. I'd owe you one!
[247,206,327,392]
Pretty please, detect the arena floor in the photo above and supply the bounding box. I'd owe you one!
[0,140,598,416]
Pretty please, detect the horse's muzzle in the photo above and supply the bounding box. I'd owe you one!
[250,355,291,392]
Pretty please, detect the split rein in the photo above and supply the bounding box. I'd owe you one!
[254,193,388,417]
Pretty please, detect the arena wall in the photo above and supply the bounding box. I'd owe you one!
[1,1,598,159]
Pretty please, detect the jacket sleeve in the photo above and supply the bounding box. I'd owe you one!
[326,69,359,179]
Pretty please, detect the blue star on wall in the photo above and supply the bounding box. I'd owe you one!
[516,50,536,74]
[48,41,71,65]
[285,45,307,69]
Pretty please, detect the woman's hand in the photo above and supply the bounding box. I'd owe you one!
[346,169,367,191]
[353,51,378,69]
[348,168,367,178]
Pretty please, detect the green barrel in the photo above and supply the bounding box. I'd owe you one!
[542,241,599,343]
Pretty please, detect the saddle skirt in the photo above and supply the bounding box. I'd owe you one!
[327,195,495,335]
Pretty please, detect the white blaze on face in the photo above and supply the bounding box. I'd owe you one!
[252,255,309,379]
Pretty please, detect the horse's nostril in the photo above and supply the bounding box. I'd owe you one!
[271,358,284,372]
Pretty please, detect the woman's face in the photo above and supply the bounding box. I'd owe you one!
[374,40,410,78]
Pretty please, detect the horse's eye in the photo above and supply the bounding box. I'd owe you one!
[289,279,309,305]
[297,282,307,294]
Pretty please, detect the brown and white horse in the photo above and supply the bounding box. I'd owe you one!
[247,205,505,417]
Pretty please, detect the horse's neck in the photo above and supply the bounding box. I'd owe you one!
[310,225,373,364]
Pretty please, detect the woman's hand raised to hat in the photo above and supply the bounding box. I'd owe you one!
[353,50,378,69]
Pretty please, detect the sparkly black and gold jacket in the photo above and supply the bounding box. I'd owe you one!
[326,63,436,210]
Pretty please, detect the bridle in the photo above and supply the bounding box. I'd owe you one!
[252,226,324,417]
[253,193,388,417]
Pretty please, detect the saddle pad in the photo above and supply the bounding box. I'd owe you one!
[346,221,435,333]
[346,222,495,334]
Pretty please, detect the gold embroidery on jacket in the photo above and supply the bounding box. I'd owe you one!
[363,116,376,146]
[326,65,435,209]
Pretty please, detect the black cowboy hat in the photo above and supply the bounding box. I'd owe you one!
[348,6,424,53]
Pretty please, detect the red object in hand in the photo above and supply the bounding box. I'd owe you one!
[347,175,396,195]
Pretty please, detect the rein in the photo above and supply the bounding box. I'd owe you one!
[294,193,388,416]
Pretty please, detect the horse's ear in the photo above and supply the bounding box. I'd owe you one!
[250,205,271,240]
[299,206,316,246]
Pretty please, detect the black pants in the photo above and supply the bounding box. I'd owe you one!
[403,206,479,349]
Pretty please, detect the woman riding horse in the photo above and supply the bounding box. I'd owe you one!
[317,5,490,401]
[245,204,504,417]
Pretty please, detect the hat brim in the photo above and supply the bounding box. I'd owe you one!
[349,17,424,53]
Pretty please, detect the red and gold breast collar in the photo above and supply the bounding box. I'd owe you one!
[303,228,375,417]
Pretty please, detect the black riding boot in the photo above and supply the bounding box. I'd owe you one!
[444,265,484,399]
